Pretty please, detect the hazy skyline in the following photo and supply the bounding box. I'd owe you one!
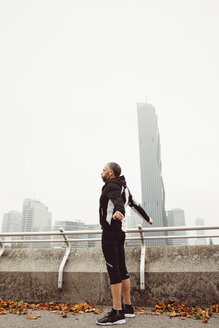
[0,1,219,238]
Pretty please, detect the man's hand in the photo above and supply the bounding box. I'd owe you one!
[113,211,124,220]
[148,218,153,225]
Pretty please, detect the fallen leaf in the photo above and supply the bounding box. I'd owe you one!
[94,308,102,314]
[26,313,38,320]
[137,310,145,315]
[202,314,209,323]
[180,301,187,307]
[0,311,8,315]
[62,314,69,318]
[193,315,201,320]
[169,299,175,303]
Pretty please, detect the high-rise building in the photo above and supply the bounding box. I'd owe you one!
[52,220,100,248]
[126,209,142,229]
[125,209,142,247]
[195,217,205,226]
[195,217,207,245]
[2,210,22,244]
[2,210,22,233]
[166,208,187,246]
[137,101,168,246]
[53,220,87,248]
[22,198,52,248]
[85,223,101,248]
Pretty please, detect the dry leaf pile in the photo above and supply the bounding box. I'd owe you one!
[0,298,102,320]
[1,297,218,323]
[135,299,219,324]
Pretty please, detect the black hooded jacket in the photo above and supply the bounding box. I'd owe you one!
[99,175,150,232]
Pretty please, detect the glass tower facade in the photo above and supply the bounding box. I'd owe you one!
[137,101,168,246]
[22,198,52,248]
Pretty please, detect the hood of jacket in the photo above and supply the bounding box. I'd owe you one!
[105,175,127,188]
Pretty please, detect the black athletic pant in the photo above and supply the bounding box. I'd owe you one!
[101,230,130,285]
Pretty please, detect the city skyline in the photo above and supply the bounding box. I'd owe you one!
[0,1,218,239]
[2,198,215,246]
[1,198,87,230]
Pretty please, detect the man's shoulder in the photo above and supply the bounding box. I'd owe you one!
[104,180,121,192]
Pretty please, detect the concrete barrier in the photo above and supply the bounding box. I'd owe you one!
[0,245,218,306]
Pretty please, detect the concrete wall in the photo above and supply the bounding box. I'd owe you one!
[0,245,218,306]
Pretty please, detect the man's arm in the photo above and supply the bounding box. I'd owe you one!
[128,191,153,224]
[106,185,125,220]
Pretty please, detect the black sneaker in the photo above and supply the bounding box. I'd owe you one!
[96,309,126,326]
[122,303,135,318]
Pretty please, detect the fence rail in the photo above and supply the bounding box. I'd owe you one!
[1,225,218,290]
[0,224,219,239]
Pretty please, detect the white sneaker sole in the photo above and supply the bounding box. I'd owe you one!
[125,314,135,318]
[96,319,126,325]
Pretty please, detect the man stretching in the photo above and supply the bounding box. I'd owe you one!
[96,162,153,326]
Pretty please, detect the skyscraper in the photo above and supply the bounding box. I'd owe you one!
[22,198,52,248]
[2,210,22,233]
[137,101,168,246]
[166,208,187,246]
[2,210,22,243]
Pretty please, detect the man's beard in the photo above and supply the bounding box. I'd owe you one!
[101,172,110,182]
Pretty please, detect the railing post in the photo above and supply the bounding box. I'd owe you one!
[0,241,5,257]
[138,224,145,290]
[58,228,71,289]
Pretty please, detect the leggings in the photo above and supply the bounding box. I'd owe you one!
[102,230,130,285]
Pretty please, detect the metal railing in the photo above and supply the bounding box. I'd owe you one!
[0,225,218,290]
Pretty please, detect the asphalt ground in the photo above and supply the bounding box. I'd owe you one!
[0,306,218,328]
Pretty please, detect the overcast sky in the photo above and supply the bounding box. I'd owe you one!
[0,1,218,238]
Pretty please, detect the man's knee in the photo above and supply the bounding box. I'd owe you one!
[106,262,122,284]
[119,263,129,281]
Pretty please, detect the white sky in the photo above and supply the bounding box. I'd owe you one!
[0,1,219,238]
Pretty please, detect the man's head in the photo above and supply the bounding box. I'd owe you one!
[101,162,121,182]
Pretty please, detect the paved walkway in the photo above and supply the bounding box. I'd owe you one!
[0,306,218,328]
